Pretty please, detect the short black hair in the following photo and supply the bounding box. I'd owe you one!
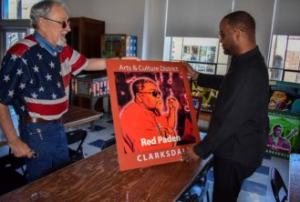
[223,11,256,34]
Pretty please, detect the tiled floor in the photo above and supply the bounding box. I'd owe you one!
[0,112,289,202]
[77,113,289,202]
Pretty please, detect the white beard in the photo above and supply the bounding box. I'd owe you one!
[57,31,68,46]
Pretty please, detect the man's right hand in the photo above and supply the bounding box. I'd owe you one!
[0,104,35,158]
[8,138,35,158]
[181,61,199,80]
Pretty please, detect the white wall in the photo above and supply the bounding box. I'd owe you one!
[273,0,300,35]
[64,0,145,57]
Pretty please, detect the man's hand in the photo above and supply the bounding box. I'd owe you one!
[181,61,198,81]
[0,103,36,159]
[182,146,199,162]
[8,138,35,158]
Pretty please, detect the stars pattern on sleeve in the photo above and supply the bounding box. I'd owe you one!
[45,73,52,81]
[51,93,57,99]
[8,90,14,97]
[16,68,23,76]
[4,75,10,82]
[39,86,45,92]
[11,54,18,61]
[19,83,26,89]
[31,92,38,99]
[33,65,39,72]
[22,58,27,65]
[49,61,55,69]
[37,53,43,60]
[0,53,31,109]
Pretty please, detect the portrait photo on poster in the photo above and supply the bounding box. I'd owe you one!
[267,80,300,159]
[106,60,200,171]
[268,82,300,115]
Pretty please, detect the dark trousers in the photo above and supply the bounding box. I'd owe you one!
[212,157,257,202]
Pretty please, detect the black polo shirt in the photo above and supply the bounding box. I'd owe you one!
[194,46,269,168]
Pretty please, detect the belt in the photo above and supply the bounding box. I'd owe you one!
[21,117,63,124]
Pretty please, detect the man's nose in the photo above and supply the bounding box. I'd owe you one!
[65,23,71,32]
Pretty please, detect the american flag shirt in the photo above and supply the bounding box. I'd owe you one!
[0,33,88,120]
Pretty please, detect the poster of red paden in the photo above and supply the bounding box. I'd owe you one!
[106,60,200,171]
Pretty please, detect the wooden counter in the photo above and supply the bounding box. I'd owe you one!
[0,146,207,202]
[63,105,102,129]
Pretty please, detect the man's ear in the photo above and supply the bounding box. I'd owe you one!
[234,28,243,40]
[38,18,47,31]
[136,93,143,103]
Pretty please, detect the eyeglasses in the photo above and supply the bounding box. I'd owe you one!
[218,30,231,39]
[139,91,161,97]
[43,17,70,29]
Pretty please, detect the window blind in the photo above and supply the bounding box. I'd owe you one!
[273,0,300,35]
[166,0,232,37]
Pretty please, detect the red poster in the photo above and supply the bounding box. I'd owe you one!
[106,60,200,171]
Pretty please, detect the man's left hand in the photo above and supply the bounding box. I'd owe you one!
[182,146,199,162]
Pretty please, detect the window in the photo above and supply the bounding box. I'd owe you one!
[268,35,300,83]
[0,20,32,59]
[0,0,38,59]
[5,32,26,48]
[1,0,41,19]
[165,37,229,75]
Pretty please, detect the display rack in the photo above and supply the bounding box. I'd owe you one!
[101,34,137,58]
[71,72,109,111]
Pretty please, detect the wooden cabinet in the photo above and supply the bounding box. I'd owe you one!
[66,17,105,58]
[66,17,106,111]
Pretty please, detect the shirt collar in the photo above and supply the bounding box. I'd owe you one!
[232,46,259,62]
[33,31,63,56]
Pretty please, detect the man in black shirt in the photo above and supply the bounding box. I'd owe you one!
[183,11,269,202]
